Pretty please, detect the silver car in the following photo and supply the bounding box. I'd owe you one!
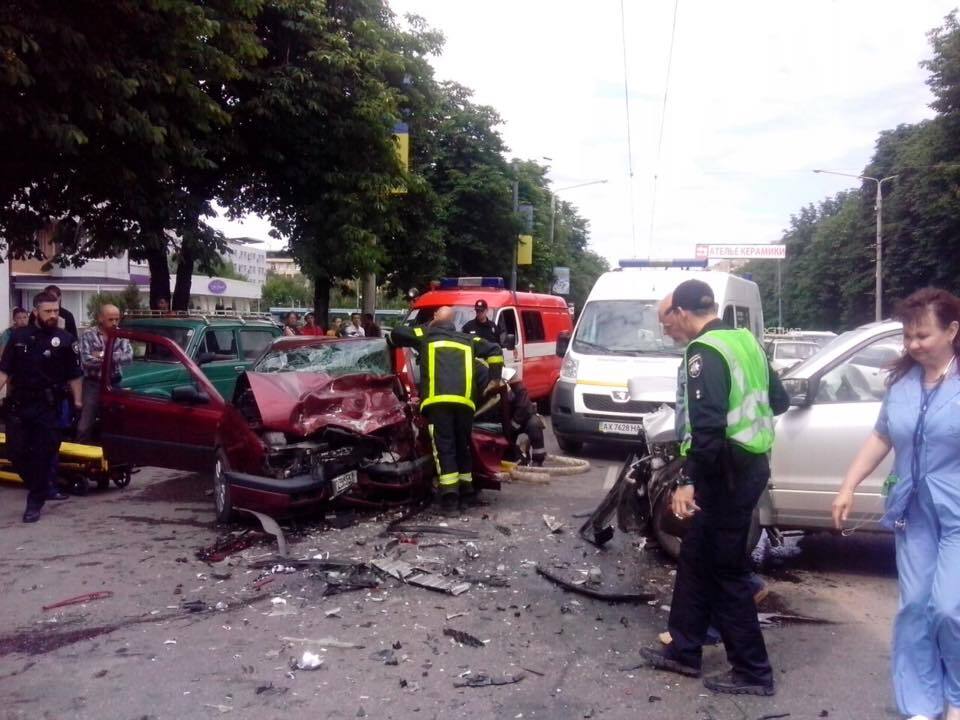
[770,320,903,534]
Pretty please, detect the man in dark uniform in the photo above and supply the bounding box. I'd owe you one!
[0,291,83,523]
[641,279,789,696]
[462,299,499,345]
[390,306,503,515]
[44,284,78,340]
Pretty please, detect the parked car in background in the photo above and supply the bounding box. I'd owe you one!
[97,332,508,522]
[120,311,282,400]
[765,338,820,374]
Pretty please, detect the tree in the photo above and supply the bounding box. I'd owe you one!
[261,272,313,308]
[0,0,266,308]
[86,283,143,322]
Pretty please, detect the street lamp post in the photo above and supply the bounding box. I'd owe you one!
[813,169,898,322]
[549,179,609,248]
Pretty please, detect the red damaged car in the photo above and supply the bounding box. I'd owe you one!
[98,330,507,522]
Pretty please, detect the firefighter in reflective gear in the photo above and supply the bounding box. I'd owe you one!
[474,367,546,467]
[641,279,789,697]
[390,306,503,513]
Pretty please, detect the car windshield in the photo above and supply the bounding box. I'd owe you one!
[784,329,863,376]
[405,305,475,331]
[572,300,681,356]
[776,342,819,360]
[124,324,194,363]
[253,338,393,377]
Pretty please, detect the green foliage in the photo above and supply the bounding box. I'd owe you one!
[741,11,960,331]
[86,283,143,322]
[261,272,312,307]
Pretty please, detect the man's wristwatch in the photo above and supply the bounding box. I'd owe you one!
[677,472,695,487]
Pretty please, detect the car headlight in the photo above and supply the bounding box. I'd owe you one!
[262,431,287,447]
[560,355,579,381]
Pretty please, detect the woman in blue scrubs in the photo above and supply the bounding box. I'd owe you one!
[834,287,960,720]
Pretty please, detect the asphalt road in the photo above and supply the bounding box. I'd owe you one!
[0,428,899,720]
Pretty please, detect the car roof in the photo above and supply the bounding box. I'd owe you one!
[123,317,277,328]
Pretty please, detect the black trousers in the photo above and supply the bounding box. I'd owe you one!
[424,404,473,494]
[7,411,62,512]
[667,453,772,684]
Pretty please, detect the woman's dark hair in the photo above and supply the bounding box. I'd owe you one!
[888,287,960,386]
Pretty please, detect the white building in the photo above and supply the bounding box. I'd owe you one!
[266,255,301,278]
[224,237,267,286]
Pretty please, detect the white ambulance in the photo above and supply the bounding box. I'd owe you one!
[550,259,764,453]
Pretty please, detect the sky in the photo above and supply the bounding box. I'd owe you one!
[210,0,958,267]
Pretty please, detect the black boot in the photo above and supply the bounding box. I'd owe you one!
[436,492,460,518]
[640,646,701,678]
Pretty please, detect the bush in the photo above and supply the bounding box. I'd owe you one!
[87,283,143,322]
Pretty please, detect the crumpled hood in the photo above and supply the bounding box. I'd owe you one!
[245,372,407,437]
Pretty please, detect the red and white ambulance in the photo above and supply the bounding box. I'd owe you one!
[404,277,573,402]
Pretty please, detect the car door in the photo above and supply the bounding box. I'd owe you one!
[100,329,225,472]
[496,307,524,381]
[195,327,243,399]
[519,309,551,399]
[770,330,902,530]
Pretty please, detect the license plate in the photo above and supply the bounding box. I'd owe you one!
[598,421,642,436]
[331,470,358,497]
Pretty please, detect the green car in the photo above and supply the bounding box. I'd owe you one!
[118,313,282,400]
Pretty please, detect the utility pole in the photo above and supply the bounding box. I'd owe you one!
[777,259,782,329]
[813,170,898,322]
[510,180,519,292]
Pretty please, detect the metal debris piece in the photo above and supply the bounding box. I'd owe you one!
[587,567,603,586]
[535,565,656,603]
[237,508,287,557]
[372,558,418,581]
[443,627,484,648]
[181,600,206,613]
[494,524,512,536]
[324,607,342,618]
[757,612,832,626]
[294,651,323,670]
[42,591,114,611]
[407,573,471,596]
[463,542,481,559]
[521,666,545,677]
[453,672,525,688]
[280,636,365,649]
[446,611,469,621]
[542,515,564,533]
[388,524,479,539]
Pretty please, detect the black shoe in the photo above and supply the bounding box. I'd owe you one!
[47,491,69,501]
[459,486,481,508]
[437,492,460,518]
[640,646,701,678]
[22,509,41,523]
[703,670,775,696]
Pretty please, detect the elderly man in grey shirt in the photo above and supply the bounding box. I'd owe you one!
[77,304,133,443]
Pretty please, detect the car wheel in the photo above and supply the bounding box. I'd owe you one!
[213,449,234,524]
[555,434,582,455]
[652,487,763,562]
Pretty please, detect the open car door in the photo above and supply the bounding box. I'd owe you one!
[99,329,226,472]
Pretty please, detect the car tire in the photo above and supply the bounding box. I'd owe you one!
[555,434,582,455]
[213,448,234,524]
[652,487,763,562]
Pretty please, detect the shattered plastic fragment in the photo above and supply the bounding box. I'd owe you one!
[294,651,324,670]
[542,515,564,533]
[443,628,484,648]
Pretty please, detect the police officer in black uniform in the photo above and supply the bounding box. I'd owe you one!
[0,291,83,523]
[390,306,503,515]
[462,299,499,345]
[640,279,789,696]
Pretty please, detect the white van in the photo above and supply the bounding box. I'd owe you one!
[550,260,764,453]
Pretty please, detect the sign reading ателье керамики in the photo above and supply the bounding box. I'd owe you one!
[695,244,787,260]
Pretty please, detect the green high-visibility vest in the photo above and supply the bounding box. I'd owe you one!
[680,328,775,457]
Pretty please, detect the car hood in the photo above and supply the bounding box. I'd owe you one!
[245,371,407,437]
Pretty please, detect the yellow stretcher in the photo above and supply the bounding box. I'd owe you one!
[0,433,133,495]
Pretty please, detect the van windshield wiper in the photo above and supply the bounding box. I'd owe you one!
[572,339,610,353]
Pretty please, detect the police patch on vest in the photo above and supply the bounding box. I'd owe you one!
[51,337,60,348]
[72,341,80,355]
[688,353,703,378]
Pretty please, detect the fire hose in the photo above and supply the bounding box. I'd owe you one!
[506,454,591,483]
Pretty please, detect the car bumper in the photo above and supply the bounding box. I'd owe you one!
[550,380,648,445]
[226,471,332,516]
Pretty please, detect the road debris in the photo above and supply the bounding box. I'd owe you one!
[370,649,399,665]
[42,591,114,611]
[293,651,324,670]
[536,565,656,603]
[757,612,832,626]
[324,607,342,618]
[281,636,365,649]
[443,627,484,648]
[446,611,469,621]
[196,530,264,562]
[453,672,525,688]
[388,524,480,538]
[542,515,564,533]
[586,567,603,586]
[237,509,288,557]
[371,558,471,595]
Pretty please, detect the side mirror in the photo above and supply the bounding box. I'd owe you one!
[782,377,813,407]
[171,385,209,404]
[197,352,216,365]
[556,330,571,358]
[500,333,517,351]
